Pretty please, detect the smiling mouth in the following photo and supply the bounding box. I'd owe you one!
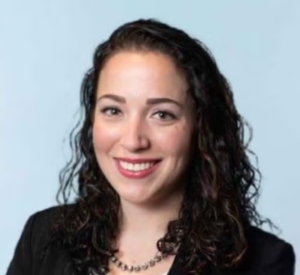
[114,159,162,178]
[119,161,158,172]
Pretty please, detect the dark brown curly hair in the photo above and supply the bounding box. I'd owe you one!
[51,18,271,275]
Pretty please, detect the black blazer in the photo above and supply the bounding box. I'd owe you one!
[6,206,296,275]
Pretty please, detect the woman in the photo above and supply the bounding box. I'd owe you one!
[6,19,295,275]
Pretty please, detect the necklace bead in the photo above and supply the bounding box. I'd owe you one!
[109,252,167,273]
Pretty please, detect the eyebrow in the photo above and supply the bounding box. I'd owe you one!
[97,94,183,107]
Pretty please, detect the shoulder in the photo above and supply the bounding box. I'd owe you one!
[22,205,68,254]
[6,205,71,274]
[29,204,66,227]
[234,226,295,274]
[246,226,295,257]
[29,204,72,243]
[20,204,78,257]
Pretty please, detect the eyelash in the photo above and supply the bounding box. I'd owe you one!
[154,110,176,120]
[100,107,177,120]
[101,107,121,116]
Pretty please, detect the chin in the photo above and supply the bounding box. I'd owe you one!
[118,189,158,206]
[119,193,151,205]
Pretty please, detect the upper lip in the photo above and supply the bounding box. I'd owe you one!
[115,157,161,164]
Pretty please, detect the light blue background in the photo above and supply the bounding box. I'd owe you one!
[0,0,299,273]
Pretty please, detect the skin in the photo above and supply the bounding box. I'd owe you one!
[92,51,196,275]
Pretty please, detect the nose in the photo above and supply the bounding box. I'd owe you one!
[120,115,150,152]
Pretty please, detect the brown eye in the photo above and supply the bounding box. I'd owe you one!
[101,107,122,116]
[153,111,176,120]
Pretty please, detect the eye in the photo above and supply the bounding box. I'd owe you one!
[100,107,122,116]
[153,111,176,120]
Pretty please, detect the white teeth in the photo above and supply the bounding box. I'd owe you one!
[119,161,156,172]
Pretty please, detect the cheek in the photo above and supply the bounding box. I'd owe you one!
[92,121,119,153]
[154,124,193,155]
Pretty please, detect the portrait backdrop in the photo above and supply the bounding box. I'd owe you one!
[0,0,299,273]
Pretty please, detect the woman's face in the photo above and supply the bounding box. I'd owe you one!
[93,51,196,206]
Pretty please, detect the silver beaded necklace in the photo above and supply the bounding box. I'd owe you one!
[109,252,168,272]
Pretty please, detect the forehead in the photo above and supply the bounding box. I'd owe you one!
[97,51,188,100]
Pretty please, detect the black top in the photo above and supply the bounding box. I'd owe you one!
[6,206,296,275]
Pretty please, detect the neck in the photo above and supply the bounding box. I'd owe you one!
[113,192,183,264]
[118,192,183,243]
[123,200,180,232]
